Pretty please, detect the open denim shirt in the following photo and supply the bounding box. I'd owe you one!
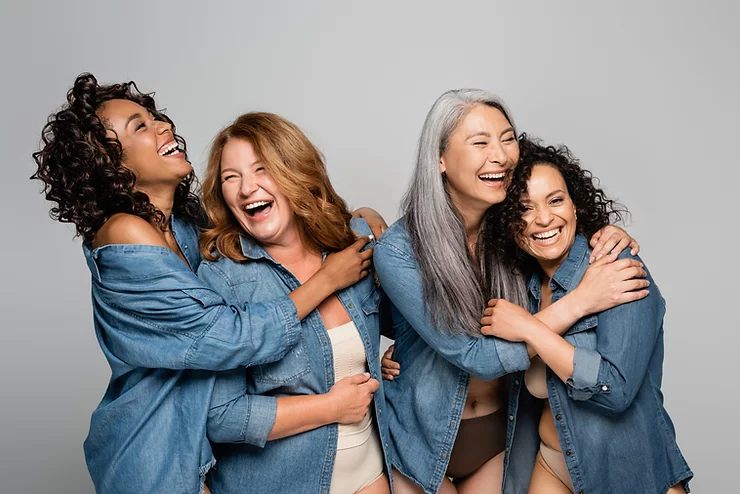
[502,235,693,494]
[82,214,301,494]
[373,218,531,494]
[202,218,393,494]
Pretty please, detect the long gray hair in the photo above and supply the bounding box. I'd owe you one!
[402,89,528,336]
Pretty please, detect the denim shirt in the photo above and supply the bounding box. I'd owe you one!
[373,219,531,494]
[201,218,393,494]
[502,235,693,494]
[82,214,302,494]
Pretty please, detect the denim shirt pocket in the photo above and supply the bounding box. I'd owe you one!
[252,333,311,385]
[361,285,382,316]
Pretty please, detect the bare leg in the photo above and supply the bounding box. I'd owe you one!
[438,477,458,494]
[391,467,425,494]
[528,452,572,494]
[667,483,686,494]
[203,485,212,494]
[455,450,504,494]
[358,473,391,494]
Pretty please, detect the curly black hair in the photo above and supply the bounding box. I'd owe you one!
[481,134,629,279]
[31,73,202,244]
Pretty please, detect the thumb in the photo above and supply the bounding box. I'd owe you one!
[362,378,381,393]
[348,372,371,385]
[354,235,372,251]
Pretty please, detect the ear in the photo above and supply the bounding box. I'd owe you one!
[573,206,578,220]
[439,157,446,174]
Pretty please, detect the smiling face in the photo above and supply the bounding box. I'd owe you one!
[440,104,520,219]
[219,138,297,247]
[97,99,191,190]
[516,164,578,275]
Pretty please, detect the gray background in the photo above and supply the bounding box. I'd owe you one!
[1,1,736,492]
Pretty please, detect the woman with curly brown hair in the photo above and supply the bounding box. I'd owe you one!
[480,137,693,493]
[31,73,386,494]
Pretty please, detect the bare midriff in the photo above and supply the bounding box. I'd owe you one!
[462,376,506,419]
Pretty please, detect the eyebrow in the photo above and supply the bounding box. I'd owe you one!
[466,131,490,140]
[546,189,566,198]
[124,113,143,129]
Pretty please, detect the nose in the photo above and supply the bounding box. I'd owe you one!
[535,207,553,226]
[486,142,507,166]
[239,176,259,198]
[154,118,172,135]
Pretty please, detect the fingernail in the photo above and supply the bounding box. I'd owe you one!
[368,234,375,241]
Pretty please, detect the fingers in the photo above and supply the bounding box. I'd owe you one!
[381,371,395,381]
[381,347,400,369]
[353,235,372,251]
[618,289,650,304]
[629,238,640,256]
[480,315,492,326]
[359,247,374,261]
[361,378,381,393]
[589,229,602,248]
[611,236,633,258]
[487,299,499,307]
[590,232,618,262]
[611,258,645,275]
[347,372,372,385]
[361,259,372,270]
[621,279,650,292]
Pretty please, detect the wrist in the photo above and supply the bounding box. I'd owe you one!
[567,288,589,319]
[522,318,550,347]
[308,269,338,297]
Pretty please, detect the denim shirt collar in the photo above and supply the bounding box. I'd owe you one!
[527,234,590,299]
[238,234,329,263]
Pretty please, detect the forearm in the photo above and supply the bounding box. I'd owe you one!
[288,271,336,320]
[268,394,336,440]
[523,320,575,383]
[533,291,585,336]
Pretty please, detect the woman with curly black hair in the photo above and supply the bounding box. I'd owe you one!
[480,137,692,493]
[31,73,385,494]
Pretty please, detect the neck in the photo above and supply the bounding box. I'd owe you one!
[451,200,484,255]
[137,184,177,224]
[262,226,315,265]
[538,251,570,281]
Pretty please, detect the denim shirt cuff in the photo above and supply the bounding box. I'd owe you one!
[276,295,301,350]
[495,340,531,374]
[566,347,604,400]
[244,394,278,448]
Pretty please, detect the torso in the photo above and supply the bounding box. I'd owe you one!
[463,376,507,419]
[530,281,561,452]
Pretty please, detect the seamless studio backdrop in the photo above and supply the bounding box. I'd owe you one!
[1,1,737,493]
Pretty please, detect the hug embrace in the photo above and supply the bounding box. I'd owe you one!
[32,75,692,494]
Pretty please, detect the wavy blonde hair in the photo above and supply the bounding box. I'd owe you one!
[200,112,356,261]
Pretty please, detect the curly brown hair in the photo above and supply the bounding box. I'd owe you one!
[481,135,628,279]
[31,73,202,244]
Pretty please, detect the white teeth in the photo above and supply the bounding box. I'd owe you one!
[479,172,506,179]
[533,228,560,240]
[158,142,180,156]
[244,201,271,210]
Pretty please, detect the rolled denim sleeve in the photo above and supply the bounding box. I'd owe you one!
[91,251,300,371]
[565,254,664,413]
[374,238,529,380]
[207,372,278,447]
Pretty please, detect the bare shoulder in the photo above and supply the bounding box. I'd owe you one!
[92,213,168,248]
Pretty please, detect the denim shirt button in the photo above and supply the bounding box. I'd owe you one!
[365,337,370,345]
[509,415,514,421]
[565,450,573,457]
[348,303,354,308]
[601,385,608,391]
[329,450,334,458]
[514,379,520,386]
[555,414,562,420]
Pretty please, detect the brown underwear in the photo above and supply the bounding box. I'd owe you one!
[445,408,508,479]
